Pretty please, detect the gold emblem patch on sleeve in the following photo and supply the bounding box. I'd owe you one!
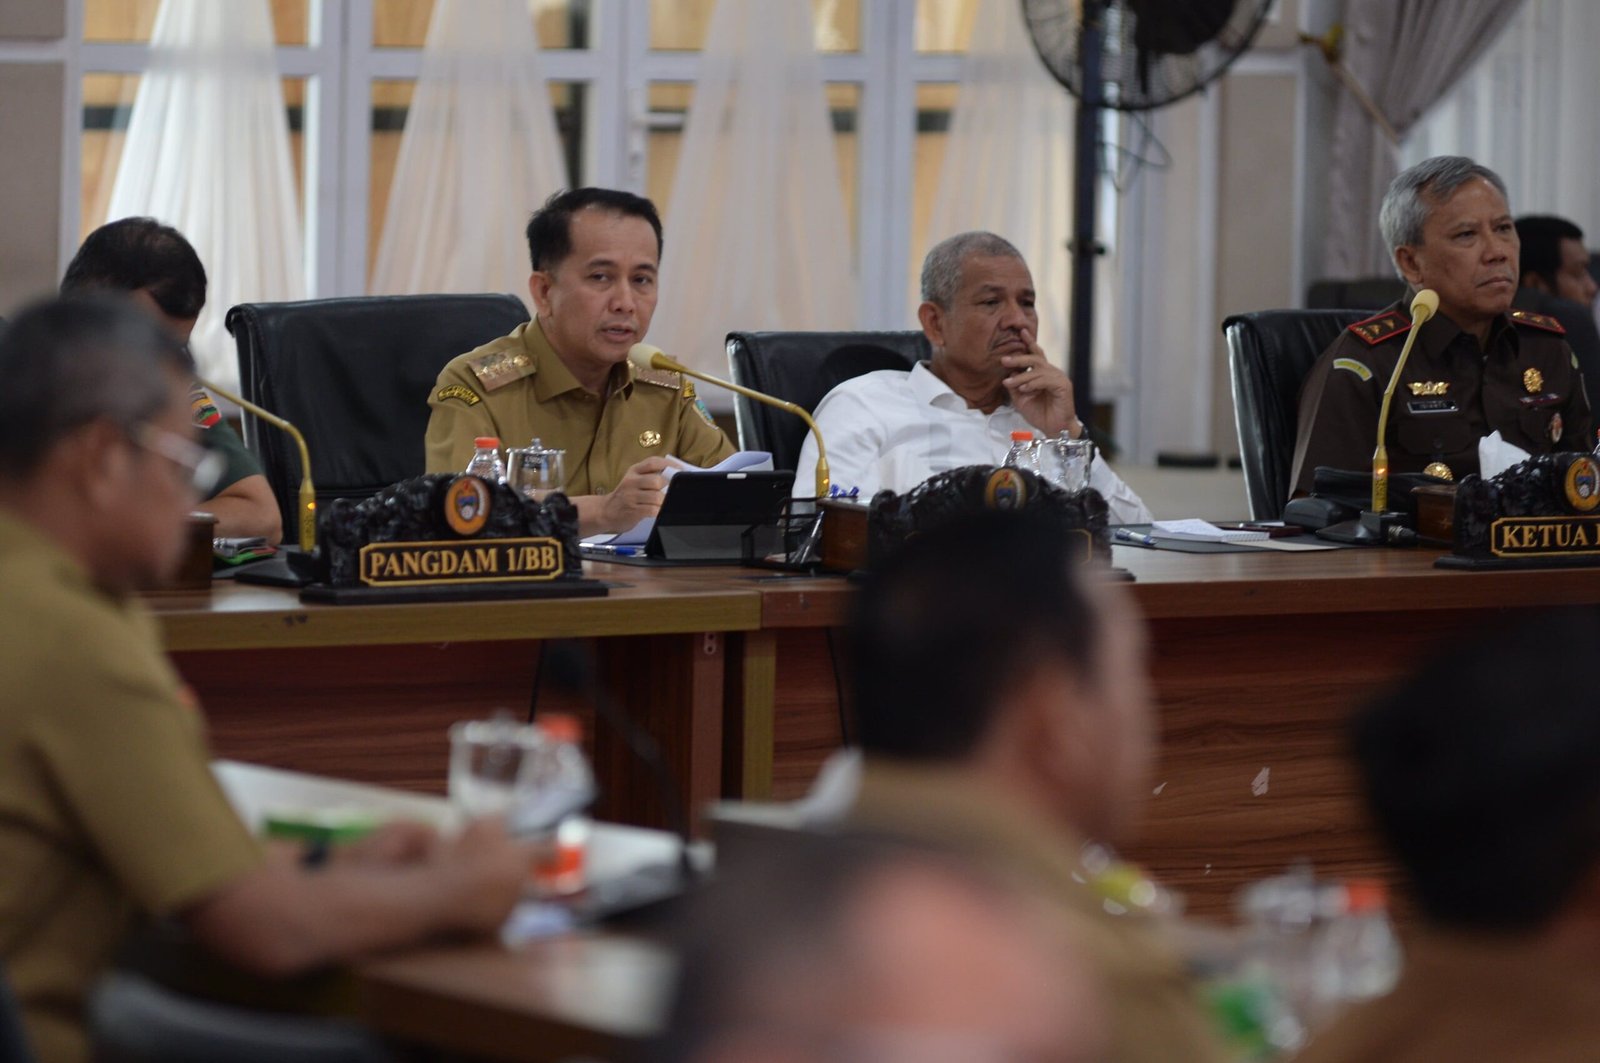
[435,384,482,406]
[639,429,662,448]
[1333,358,1373,381]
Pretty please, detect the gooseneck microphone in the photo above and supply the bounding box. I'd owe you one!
[628,343,831,498]
[1371,288,1440,513]
[199,377,318,553]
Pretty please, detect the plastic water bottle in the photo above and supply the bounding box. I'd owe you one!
[1002,430,1037,471]
[1318,879,1400,1005]
[526,713,595,896]
[465,436,506,483]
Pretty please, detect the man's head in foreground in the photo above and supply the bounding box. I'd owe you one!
[652,835,1107,1063]
[1355,607,1600,933]
[0,297,204,593]
[850,510,1154,846]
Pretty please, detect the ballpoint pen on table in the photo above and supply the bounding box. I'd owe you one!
[1113,528,1159,547]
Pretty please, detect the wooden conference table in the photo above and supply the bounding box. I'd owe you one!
[150,545,1600,918]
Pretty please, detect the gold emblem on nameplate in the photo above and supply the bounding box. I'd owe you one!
[444,475,492,536]
[1524,367,1545,394]
[1566,455,1600,512]
[1408,381,1449,396]
[638,429,662,448]
[1423,462,1453,481]
[984,467,1028,511]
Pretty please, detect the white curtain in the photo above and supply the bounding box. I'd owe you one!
[106,0,305,392]
[370,0,567,306]
[1403,0,1600,236]
[1324,0,1526,277]
[648,0,857,399]
[923,0,1088,369]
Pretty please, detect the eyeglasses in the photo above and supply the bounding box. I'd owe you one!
[132,423,226,497]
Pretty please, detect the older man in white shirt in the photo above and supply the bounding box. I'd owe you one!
[796,231,1151,524]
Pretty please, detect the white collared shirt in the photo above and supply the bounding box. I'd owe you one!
[795,362,1152,524]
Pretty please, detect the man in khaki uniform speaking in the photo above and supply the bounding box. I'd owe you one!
[0,298,532,1062]
[425,187,735,535]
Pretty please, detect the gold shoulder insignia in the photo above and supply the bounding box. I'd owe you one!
[1346,311,1410,347]
[465,347,535,392]
[1509,309,1567,335]
[634,367,682,390]
[435,383,482,406]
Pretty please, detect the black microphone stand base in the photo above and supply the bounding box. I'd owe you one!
[1316,510,1414,546]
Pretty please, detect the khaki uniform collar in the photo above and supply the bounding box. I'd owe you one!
[525,317,635,403]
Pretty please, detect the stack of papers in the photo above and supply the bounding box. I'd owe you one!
[1148,519,1270,544]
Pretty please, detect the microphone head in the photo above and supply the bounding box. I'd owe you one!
[628,343,667,371]
[1410,288,1439,324]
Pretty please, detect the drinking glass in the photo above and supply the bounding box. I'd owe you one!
[506,444,566,502]
[447,714,542,818]
[1037,435,1096,493]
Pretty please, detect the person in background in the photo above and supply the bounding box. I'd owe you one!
[796,231,1151,523]
[424,187,734,535]
[0,297,532,1063]
[1291,157,1591,495]
[836,509,1226,1062]
[648,834,1109,1063]
[1514,214,1600,397]
[61,217,283,544]
[1295,607,1600,1061]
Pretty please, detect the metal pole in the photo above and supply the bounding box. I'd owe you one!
[1069,0,1106,427]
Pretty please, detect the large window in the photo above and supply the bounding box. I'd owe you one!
[72,0,1086,332]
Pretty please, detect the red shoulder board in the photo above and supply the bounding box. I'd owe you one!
[1347,311,1411,346]
[1509,308,1566,335]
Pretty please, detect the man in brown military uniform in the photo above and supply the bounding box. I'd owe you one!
[1292,156,1592,496]
[841,512,1229,1063]
[1294,610,1600,1063]
[425,188,734,535]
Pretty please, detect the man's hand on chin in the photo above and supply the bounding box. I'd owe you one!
[1000,329,1082,438]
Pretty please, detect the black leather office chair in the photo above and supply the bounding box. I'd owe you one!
[226,294,530,533]
[1223,309,1367,521]
[726,330,931,471]
[1305,277,1405,311]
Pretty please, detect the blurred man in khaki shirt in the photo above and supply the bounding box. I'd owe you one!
[1295,609,1600,1063]
[425,188,733,535]
[0,298,532,1062]
[840,511,1228,1063]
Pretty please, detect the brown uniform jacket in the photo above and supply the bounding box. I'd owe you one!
[848,763,1229,1063]
[423,318,734,491]
[1291,303,1592,496]
[1293,929,1600,1063]
[0,512,262,1063]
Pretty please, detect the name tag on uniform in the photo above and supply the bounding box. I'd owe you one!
[1519,392,1562,408]
[1407,399,1459,415]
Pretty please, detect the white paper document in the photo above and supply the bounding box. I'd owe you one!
[1149,518,1269,544]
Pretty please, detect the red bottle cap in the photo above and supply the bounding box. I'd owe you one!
[1010,430,1035,442]
[474,436,500,449]
[540,712,582,744]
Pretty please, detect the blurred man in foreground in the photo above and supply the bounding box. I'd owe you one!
[0,298,531,1062]
[841,510,1226,1062]
[650,835,1108,1063]
[1295,608,1600,1062]
[61,217,282,543]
